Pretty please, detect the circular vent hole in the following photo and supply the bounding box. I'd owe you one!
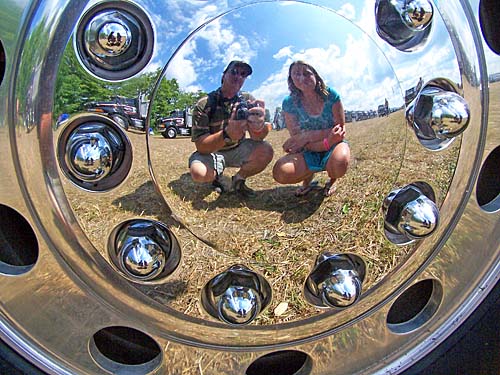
[0,40,5,87]
[246,350,312,375]
[479,0,500,55]
[90,326,162,373]
[387,279,443,334]
[477,146,500,212]
[0,205,38,275]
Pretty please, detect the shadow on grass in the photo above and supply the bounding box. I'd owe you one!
[167,173,325,223]
[111,180,189,229]
[133,279,189,304]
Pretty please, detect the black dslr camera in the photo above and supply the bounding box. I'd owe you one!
[235,99,257,120]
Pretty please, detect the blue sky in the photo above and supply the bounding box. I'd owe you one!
[140,0,498,112]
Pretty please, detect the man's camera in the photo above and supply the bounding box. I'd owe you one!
[235,100,258,120]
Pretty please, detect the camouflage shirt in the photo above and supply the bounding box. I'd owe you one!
[191,88,254,150]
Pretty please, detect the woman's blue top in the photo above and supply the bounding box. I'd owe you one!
[282,87,340,131]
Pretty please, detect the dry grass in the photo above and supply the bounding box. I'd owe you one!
[66,108,459,324]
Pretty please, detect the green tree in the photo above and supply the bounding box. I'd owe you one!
[54,41,114,117]
[53,41,206,129]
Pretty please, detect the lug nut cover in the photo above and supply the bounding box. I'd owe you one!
[75,2,154,80]
[67,131,113,182]
[375,0,433,51]
[58,116,132,191]
[410,86,470,150]
[201,265,272,325]
[109,219,181,283]
[383,182,439,244]
[304,253,366,309]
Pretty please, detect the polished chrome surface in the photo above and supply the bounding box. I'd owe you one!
[0,0,498,374]
[398,194,439,238]
[383,182,439,244]
[148,1,409,303]
[66,128,112,182]
[201,265,271,325]
[304,253,365,309]
[57,115,132,191]
[375,0,433,51]
[109,219,181,283]
[408,81,470,150]
[399,0,434,29]
[218,286,261,325]
[85,11,132,59]
[74,1,154,80]
[321,270,361,308]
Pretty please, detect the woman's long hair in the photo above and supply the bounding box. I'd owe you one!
[287,61,328,105]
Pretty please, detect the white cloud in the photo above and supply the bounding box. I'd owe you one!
[163,11,259,92]
[252,67,290,111]
[165,39,198,88]
[196,17,257,64]
[337,3,356,20]
[274,46,294,60]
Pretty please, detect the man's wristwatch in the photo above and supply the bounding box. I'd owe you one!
[222,127,232,143]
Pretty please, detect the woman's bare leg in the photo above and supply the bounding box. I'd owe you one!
[324,143,350,196]
[273,153,317,195]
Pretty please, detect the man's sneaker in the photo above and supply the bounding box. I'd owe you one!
[231,176,256,198]
[212,178,225,194]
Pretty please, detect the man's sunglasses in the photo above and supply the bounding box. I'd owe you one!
[229,68,250,78]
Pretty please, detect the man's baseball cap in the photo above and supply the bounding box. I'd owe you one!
[223,60,253,76]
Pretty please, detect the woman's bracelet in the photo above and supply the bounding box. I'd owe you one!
[323,137,331,150]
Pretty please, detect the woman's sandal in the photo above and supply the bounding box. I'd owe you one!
[295,180,320,197]
[324,179,337,197]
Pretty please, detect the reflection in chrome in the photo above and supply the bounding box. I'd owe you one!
[108,220,181,282]
[398,0,433,29]
[383,182,439,245]
[75,2,154,80]
[408,85,470,151]
[375,0,433,52]
[58,117,131,191]
[83,10,136,65]
[218,286,261,325]
[304,253,365,309]
[67,131,112,182]
[201,265,271,325]
[93,14,132,57]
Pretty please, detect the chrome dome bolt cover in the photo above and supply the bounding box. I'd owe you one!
[375,0,433,51]
[68,132,112,182]
[399,0,434,29]
[121,237,165,279]
[304,253,366,309]
[109,220,181,283]
[75,2,154,80]
[96,17,131,57]
[84,10,135,62]
[65,123,121,183]
[218,285,261,325]
[408,86,470,150]
[58,115,133,192]
[383,182,439,244]
[201,265,272,325]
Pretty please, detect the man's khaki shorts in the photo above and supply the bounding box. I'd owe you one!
[188,139,263,176]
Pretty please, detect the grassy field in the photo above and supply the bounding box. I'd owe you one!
[67,106,460,324]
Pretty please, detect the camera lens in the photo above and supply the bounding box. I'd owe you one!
[236,103,249,120]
